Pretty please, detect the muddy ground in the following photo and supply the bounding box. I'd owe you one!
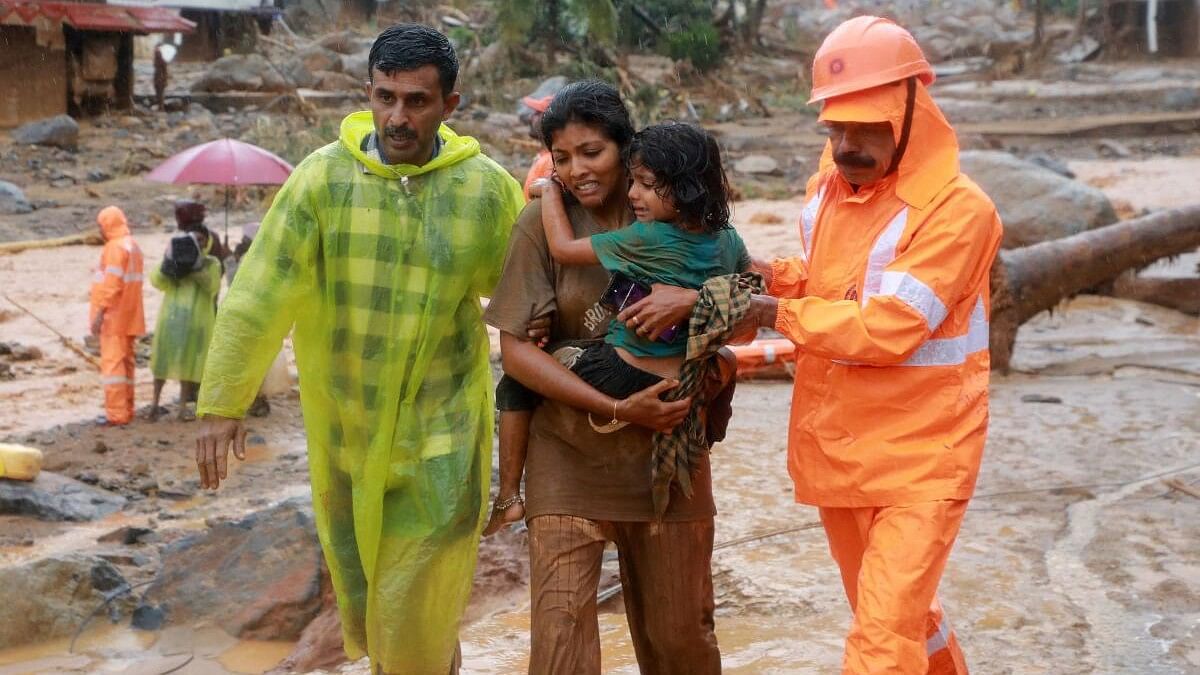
[1,42,1199,675]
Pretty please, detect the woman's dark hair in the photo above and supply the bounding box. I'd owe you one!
[628,121,731,233]
[540,80,634,152]
[368,24,459,96]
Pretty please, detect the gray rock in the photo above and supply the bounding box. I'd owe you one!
[299,45,343,75]
[341,49,370,80]
[0,180,32,215]
[1025,153,1075,179]
[191,54,291,93]
[318,30,372,55]
[0,472,126,521]
[733,154,780,175]
[138,497,323,640]
[1097,139,1133,159]
[11,115,79,149]
[278,57,316,90]
[1163,88,1200,111]
[959,150,1118,248]
[313,70,361,92]
[0,554,131,649]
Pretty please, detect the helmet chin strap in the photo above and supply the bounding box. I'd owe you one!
[885,77,917,176]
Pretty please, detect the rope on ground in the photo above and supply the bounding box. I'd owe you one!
[596,521,824,603]
[2,292,102,369]
[69,579,154,653]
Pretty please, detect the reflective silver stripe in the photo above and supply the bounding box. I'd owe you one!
[799,186,824,262]
[92,271,104,282]
[762,343,777,364]
[926,617,951,656]
[879,271,948,331]
[902,297,988,367]
[105,265,123,276]
[101,375,133,385]
[123,273,143,282]
[861,208,908,300]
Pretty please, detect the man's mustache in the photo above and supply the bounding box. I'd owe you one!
[384,126,418,141]
[833,151,876,169]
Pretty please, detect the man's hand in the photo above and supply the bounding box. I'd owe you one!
[196,414,248,489]
[618,284,699,342]
[750,256,774,289]
[614,379,691,433]
[527,313,552,348]
[90,310,105,337]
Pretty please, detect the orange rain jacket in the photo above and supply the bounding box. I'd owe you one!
[90,206,145,337]
[523,149,554,201]
[770,80,1003,507]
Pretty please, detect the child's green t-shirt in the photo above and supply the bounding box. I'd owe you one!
[591,219,750,358]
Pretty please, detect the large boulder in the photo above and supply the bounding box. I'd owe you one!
[959,150,1118,248]
[191,54,291,93]
[314,70,362,92]
[318,30,373,55]
[0,554,130,649]
[0,180,32,215]
[299,45,343,74]
[11,114,79,150]
[0,472,125,521]
[341,49,370,81]
[138,497,323,640]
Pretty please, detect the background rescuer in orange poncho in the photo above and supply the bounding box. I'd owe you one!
[742,17,1003,674]
[90,206,145,426]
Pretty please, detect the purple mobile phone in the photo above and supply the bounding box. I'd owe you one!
[598,273,680,343]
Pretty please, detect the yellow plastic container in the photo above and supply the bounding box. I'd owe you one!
[0,443,43,481]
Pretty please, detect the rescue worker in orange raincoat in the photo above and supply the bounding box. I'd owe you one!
[741,16,1003,674]
[520,93,554,201]
[90,206,145,426]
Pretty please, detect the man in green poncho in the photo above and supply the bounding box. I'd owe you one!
[194,24,524,674]
[147,209,222,422]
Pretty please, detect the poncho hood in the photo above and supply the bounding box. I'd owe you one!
[339,111,480,179]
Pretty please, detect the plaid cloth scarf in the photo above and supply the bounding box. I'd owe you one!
[651,271,765,518]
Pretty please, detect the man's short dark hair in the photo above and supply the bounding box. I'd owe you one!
[368,23,459,96]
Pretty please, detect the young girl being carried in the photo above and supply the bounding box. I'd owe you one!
[484,120,751,535]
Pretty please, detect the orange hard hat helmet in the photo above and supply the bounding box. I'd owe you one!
[808,16,934,104]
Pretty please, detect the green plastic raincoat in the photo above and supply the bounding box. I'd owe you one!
[149,254,221,382]
[197,112,523,672]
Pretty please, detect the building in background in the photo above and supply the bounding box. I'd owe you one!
[0,0,193,127]
[106,0,279,61]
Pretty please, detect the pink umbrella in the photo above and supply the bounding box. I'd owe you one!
[146,138,293,245]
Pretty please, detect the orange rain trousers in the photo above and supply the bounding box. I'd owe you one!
[820,500,969,675]
[100,334,136,424]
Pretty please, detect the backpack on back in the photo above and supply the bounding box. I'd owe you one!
[160,232,202,279]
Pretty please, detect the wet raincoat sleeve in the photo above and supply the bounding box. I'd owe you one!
[93,242,130,310]
[196,169,317,419]
[775,191,1001,365]
[768,256,809,298]
[474,172,525,297]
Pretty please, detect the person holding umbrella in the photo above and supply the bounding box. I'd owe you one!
[193,23,524,675]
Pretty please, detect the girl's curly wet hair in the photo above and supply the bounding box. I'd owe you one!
[627,121,731,233]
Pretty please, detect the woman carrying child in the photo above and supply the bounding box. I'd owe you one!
[484,80,746,674]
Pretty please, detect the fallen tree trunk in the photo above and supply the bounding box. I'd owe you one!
[990,204,1200,370]
[1108,272,1200,316]
[0,232,102,255]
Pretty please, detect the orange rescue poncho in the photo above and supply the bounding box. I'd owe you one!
[770,78,1003,507]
